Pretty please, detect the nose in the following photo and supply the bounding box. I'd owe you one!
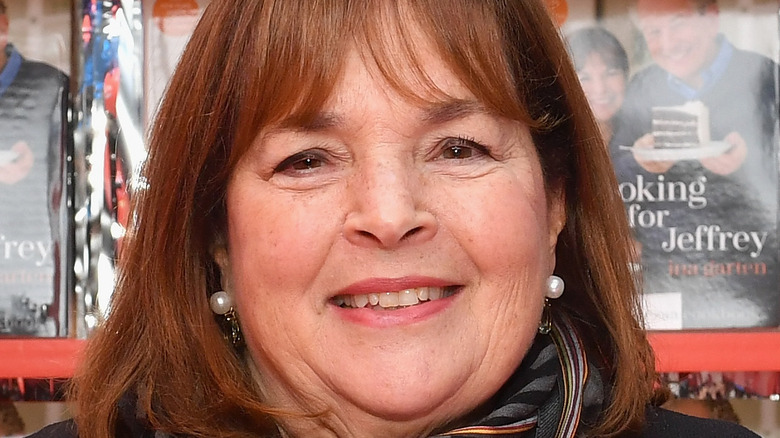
[343,157,437,248]
[658,28,677,57]
[591,75,607,96]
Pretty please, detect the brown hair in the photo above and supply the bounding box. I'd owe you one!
[567,27,630,79]
[70,1,656,437]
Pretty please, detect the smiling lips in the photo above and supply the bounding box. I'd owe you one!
[332,286,459,310]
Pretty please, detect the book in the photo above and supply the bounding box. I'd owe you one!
[562,0,780,329]
[0,0,72,337]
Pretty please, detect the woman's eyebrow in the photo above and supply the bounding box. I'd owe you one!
[421,99,488,125]
[301,112,344,131]
[271,112,344,134]
[275,99,487,134]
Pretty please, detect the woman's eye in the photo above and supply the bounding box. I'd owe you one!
[439,137,488,160]
[274,151,325,174]
[443,145,473,159]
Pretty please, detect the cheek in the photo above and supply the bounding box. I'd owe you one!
[445,177,554,277]
[607,77,626,96]
[225,185,341,301]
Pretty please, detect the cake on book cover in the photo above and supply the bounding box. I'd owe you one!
[651,101,711,149]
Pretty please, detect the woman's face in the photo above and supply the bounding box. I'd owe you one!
[221,45,565,435]
[577,52,626,123]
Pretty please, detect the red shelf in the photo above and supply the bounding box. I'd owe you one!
[649,330,780,372]
[1,332,780,379]
[0,339,85,378]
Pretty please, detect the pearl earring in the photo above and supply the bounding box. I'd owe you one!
[546,275,564,299]
[209,290,243,349]
[209,290,233,315]
[539,275,564,335]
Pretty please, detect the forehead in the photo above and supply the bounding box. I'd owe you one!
[278,29,488,131]
[281,45,482,132]
[584,53,611,68]
[357,39,470,98]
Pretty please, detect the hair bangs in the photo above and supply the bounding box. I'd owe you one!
[336,0,538,128]
[232,0,545,164]
[402,0,537,126]
[229,0,357,163]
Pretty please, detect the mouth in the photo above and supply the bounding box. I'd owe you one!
[331,286,460,310]
[591,96,614,105]
[664,49,689,62]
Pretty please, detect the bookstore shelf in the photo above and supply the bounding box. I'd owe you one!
[2,331,780,379]
[1,339,85,378]
[647,330,780,372]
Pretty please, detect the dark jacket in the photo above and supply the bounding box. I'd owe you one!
[26,406,761,437]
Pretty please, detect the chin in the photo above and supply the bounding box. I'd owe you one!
[339,385,480,436]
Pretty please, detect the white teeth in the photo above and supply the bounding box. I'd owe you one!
[354,294,369,308]
[333,286,454,309]
[379,292,399,307]
[398,289,419,306]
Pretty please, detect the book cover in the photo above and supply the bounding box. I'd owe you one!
[0,0,72,337]
[563,0,780,329]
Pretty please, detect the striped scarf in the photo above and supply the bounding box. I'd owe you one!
[435,315,605,438]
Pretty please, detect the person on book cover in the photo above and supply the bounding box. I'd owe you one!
[609,0,780,328]
[567,26,629,146]
[0,0,69,336]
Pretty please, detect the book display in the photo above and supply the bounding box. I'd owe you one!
[0,0,73,338]
[560,0,780,409]
[563,0,780,330]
